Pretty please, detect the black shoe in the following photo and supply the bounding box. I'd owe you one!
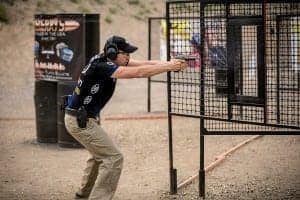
[74,192,87,199]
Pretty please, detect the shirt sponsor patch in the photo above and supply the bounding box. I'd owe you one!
[83,96,92,105]
[90,84,100,94]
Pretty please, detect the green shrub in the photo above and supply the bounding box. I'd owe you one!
[2,0,15,6]
[95,0,105,5]
[143,8,151,14]
[36,0,42,7]
[0,3,9,23]
[137,10,145,16]
[109,7,117,15]
[78,5,90,13]
[105,15,112,24]
[74,1,91,13]
[116,4,124,10]
[133,14,143,21]
[127,0,139,5]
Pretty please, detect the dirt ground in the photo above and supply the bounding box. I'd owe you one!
[0,1,300,200]
[0,76,299,200]
[1,114,300,200]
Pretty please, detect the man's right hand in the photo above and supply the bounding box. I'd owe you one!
[170,59,188,72]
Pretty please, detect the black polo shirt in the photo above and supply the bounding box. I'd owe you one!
[67,54,118,117]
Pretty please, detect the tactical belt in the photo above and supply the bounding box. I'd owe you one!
[65,108,78,117]
[65,107,100,125]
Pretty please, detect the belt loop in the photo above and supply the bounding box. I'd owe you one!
[95,116,101,125]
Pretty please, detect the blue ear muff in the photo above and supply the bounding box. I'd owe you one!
[105,37,118,60]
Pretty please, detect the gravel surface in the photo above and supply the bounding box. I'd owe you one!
[160,136,300,200]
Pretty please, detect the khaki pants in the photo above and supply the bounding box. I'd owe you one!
[64,113,123,200]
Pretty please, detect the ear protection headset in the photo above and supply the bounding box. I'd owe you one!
[104,37,118,60]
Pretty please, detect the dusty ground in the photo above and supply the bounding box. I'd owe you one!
[1,117,300,200]
[0,1,300,200]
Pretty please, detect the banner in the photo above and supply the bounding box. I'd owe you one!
[34,14,85,81]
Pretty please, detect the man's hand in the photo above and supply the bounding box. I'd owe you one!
[170,59,188,72]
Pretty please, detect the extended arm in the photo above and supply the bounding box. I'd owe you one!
[128,59,168,66]
[111,60,187,79]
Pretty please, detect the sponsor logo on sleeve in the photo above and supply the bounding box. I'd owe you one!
[90,84,100,94]
[83,96,92,105]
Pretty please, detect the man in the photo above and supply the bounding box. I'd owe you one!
[64,35,187,200]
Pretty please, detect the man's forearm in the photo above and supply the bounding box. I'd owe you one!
[145,60,168,65]
[111,62,181,79]
[112,59,186,79]
[128,59,167,66]
[135,63,173,77]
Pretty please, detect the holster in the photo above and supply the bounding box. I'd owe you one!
[76,106,88,128]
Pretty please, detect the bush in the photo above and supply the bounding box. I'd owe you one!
[0,3,9,23]
[109,7,117,15]
[127,0,139,5]
[2,0,15,6]
[105,15,112,24]
[133,14,143,21]
[78,5,90,13]
[95,0,105,5]
[36,0,42,7]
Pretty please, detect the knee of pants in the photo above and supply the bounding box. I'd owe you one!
[108,153,124,169]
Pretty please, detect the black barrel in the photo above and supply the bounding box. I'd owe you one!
[57,81,83,148]
[34,80,57,143]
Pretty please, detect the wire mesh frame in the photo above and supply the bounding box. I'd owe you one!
[166,0,300,198]
[166,0,300,134]
[201,1,300,134]
[147,16,197,112]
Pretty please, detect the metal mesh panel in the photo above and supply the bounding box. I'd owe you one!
[204,2,267,132]
[167,0,300,133]
[276,14,300,127]
[168,1,201,116]
[265,3,299,130]
[202,3,227,120]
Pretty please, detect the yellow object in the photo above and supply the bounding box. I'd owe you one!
[170,20,191,40]
[160,19,167,40]
[75,86,80,95]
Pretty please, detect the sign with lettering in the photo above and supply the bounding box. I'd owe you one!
[34,14,84,81]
